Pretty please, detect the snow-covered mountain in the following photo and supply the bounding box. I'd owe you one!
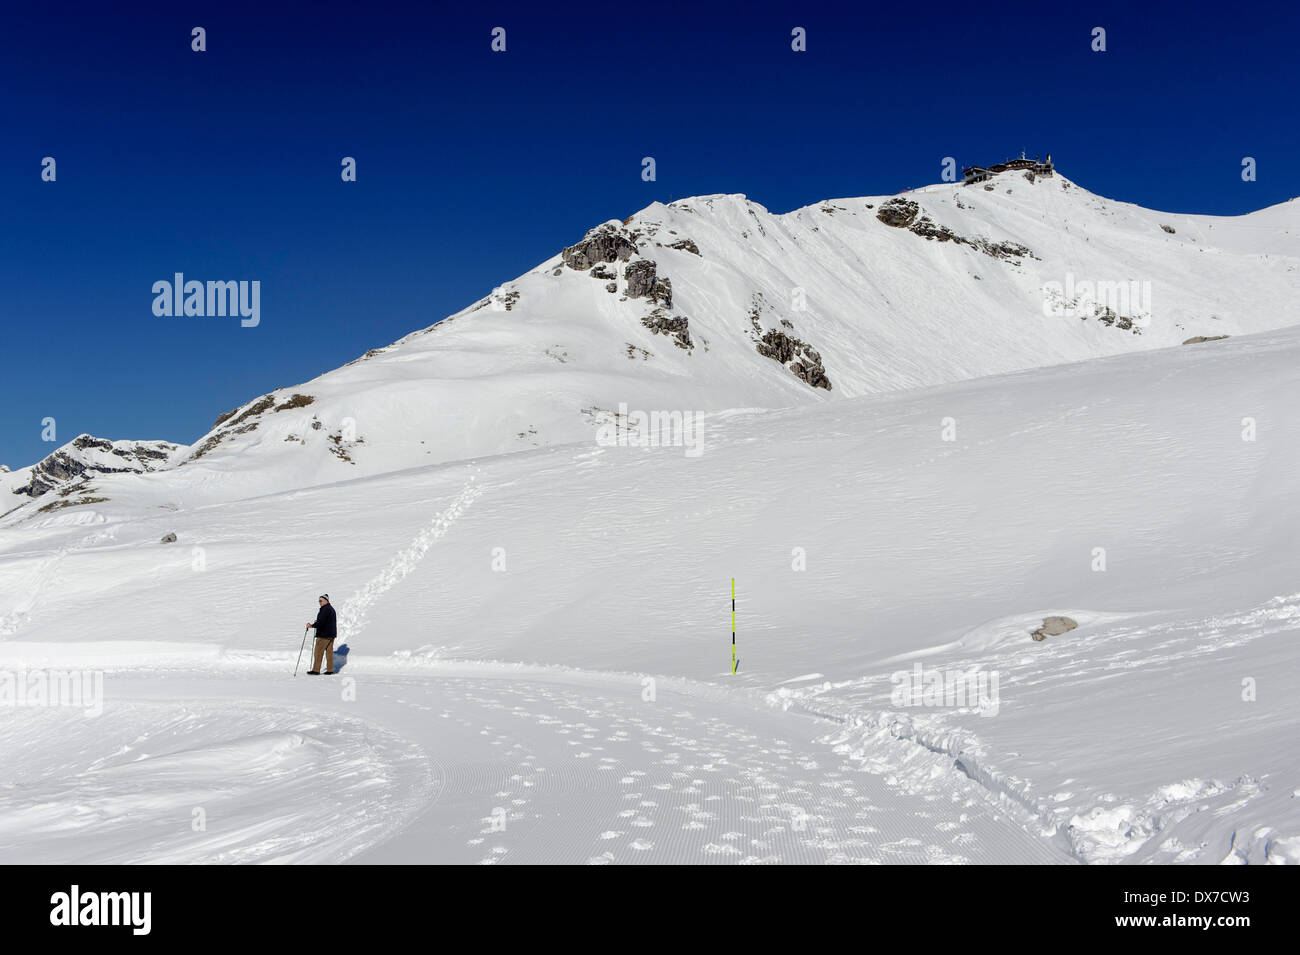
[6,171,1297,512]
[2,436,185,509]
[2,171,1299,865]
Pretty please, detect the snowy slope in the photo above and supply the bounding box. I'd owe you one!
[6,172,1295,514]
[1,322,1297,864]
[164,175,1295,490]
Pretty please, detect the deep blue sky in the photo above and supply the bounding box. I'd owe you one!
[2,0,1296,468]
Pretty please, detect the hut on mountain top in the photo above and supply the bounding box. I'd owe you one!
[963,152,1053,184]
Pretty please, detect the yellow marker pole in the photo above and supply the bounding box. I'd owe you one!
[731,577,736,674]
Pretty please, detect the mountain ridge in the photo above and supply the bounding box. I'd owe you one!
[5,171,1298,509]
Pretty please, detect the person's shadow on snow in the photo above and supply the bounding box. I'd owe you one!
[333,643,350,673]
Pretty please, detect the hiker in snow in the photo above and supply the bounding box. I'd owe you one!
[306,594,337,675]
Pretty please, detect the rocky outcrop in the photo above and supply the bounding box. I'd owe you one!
[1031,616,1078,642]
[1183,335,1229,345]
[227,395,276,429]
[1043,288,1144,335]
[667,238,700,256]
[743,292,832,390]
[910,216,962,243]
[623,260,656,298]
[343,346,391,367]
[14,452,101,496]
[326,430,363,463]
[13,436,180,498]
[193,393,318,461]
[641,309,693,351]
[212,406,241,428]
[1093,306,1140,332]
[756,329,832,390]
[275,394,315,412]
[192,396,276,460]
[878,199,1037,263]
[624,261,672,307]
[973,238,1036,263]
[876,198,920,228]
[562,224,638,270]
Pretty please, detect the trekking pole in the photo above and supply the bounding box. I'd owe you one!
[294,625,310,677]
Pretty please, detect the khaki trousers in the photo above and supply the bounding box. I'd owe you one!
[311,638,334,673]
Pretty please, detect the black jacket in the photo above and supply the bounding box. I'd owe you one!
[313,603,337,641]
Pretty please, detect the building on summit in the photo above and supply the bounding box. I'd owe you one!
[963,152,1054,184]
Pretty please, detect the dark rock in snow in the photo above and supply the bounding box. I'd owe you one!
[876,198,920,228]
[623,260,657,298]
[1031,616,1077,642]
[14,437,179,498]
[910,216,961,242]
[1094,306,1140,333]
[562,224,638,270]
[275,394,315,412]
[624,261,673,307]
[641,309,693,351]
[160,532,178,543]
[973,238,1036,263]
[756,329,832,390]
